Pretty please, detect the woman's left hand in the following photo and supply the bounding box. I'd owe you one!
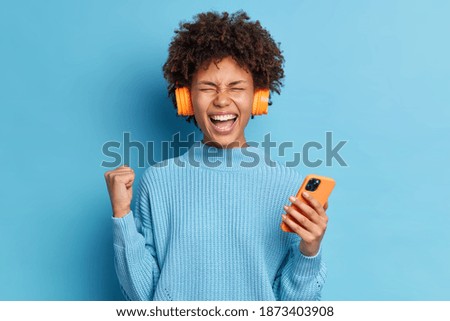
[282,192,329,256]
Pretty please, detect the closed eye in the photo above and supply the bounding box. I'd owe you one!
[197,87,246,93]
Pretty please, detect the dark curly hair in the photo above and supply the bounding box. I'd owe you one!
[162,10,285,125]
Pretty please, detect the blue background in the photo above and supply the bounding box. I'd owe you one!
[1,0,449,300]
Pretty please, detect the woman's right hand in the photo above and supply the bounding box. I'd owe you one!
[104,165,135,218]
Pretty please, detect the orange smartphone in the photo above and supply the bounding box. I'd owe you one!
[281,174,336,233]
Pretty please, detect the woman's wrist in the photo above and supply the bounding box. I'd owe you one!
[299,240,320,257]
[113,206,131,218]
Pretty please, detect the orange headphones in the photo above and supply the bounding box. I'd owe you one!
[175,87,270,116]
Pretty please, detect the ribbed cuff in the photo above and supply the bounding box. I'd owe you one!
[290,246,323,278]
[112,210,138,248]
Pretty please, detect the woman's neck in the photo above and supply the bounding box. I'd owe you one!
[201,139,249,149]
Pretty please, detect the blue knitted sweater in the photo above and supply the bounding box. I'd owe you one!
[112,141,327,300]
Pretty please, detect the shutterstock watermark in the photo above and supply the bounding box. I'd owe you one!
[101,132,348,169]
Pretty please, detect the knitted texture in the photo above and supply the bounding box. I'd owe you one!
[112,141,327,300]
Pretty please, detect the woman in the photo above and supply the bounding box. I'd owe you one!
[104,10,329,301]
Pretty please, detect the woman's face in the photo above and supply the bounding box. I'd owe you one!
[190,56,254,148]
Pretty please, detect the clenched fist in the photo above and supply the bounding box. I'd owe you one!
[104,165,135,218]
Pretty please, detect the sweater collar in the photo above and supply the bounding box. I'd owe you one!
[180,140,269,171]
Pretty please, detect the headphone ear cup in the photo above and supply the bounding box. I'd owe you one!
[252,89,270,115]
[175,87,194,116]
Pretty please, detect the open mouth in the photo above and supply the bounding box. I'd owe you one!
[209,114,238,131]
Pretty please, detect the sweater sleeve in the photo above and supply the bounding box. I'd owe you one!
[112,171,160,300]
[273,241,327,301]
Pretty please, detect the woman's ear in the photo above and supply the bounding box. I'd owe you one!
[175,87,194,116]
[252,89,270,115]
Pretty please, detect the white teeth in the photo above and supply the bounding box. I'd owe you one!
[210,114,237,121]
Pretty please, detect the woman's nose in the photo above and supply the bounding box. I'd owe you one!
[213,91,231,107]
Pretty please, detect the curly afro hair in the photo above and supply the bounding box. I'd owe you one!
[162,10,285,125]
